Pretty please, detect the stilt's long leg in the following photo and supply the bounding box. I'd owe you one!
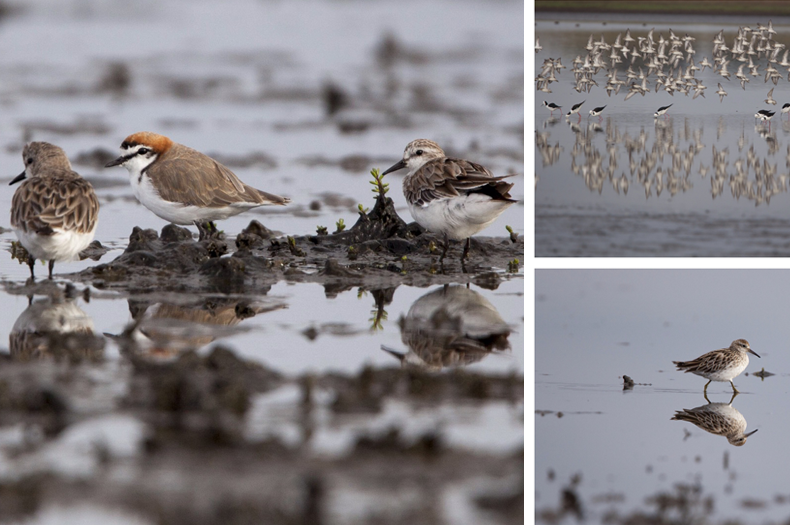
[28,257,36,280]
[48,260,55,279]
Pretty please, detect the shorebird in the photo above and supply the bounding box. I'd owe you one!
[654,104,673,119]
[566,100,585,122]
[381,139,516,263]
[672,398,757,446]
[765,88,777,105]
[10,142,99,280]
[755,109,776,127]
[543,101,561,115]
[716,83,727,103]
[105,132,290,240]
[674,339,759,394]
[782,103,790,120]
[588,105,607,121]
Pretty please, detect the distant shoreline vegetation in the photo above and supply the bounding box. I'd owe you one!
[535,0,790,16]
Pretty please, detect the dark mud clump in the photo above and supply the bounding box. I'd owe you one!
[77,190,523,293]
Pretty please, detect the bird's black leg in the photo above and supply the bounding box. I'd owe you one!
[438,233,449,265]
[461,238,471,261]
[48,260,55,279]
[28,257,36,281]
[195,221,206,241]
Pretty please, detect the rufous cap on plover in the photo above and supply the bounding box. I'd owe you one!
[673,339,760,395]
[104,132,290,240]
[381,139,516,263]
[9,142,99,280]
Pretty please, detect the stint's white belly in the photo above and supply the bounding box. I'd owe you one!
[14,227,95,263]
[132,173,260,225]
[408,194,513,240]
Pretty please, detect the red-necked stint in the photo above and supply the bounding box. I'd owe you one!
[765,88,777,105]
[10,142,99,280]
[381,139,516,264]
[654,104,672,119]
[543,101,561,115]
[716,83,727,103]
[566,100,585,122]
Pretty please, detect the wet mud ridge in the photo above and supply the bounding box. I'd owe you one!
[79,191,524,293]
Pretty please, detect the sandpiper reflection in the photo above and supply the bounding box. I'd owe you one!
[383,285,511,370]
[672,394,757,447]
[10,288,104,361]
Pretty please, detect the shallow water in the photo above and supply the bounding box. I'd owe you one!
[535,15,790,256]
[536,270,790,524]
[0,1,525,523]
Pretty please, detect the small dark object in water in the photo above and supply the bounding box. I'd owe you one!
[623,375,635,390]
[751,367,774,379]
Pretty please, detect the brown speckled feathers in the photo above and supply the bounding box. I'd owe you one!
[11,168,98,236]
[404,157,515,207]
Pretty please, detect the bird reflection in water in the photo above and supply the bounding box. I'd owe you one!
[10,285,104,362]
[382,285,511,370]
[671,393,757,447]
[116,297,285,359]
[535,115,789,205]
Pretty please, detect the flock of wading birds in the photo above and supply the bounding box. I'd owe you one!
[8,134,518,280]
[537,26,776,395]
[537,21,790,125]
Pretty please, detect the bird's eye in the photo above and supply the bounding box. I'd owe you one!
[26,158,33,165]
[415,149,423,156]
[138,147,150,155]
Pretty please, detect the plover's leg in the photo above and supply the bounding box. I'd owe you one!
[727,391,738,405]
[48,260,55,279]
[27,257,36,280]
[703,391,712,404]
[730,380,739,394]
[195,221,207,241]
[703,379,711,394]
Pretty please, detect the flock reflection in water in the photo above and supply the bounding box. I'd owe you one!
[672,393,758,447]
[7,283,512,370]
[536,116,790,206]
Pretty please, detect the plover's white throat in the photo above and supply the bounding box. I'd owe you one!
[381,139,516,263]
[654,104,673,119]
[10,142,99,280]
[105,132,290,240]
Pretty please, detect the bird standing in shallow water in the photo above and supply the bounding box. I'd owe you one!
[673,339,759,394]
[381,139,516,265]
[10,142,99,280]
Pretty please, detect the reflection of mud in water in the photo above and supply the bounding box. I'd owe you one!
[9,288,104,362]
[672,396,757,446]
[384,284,511,370]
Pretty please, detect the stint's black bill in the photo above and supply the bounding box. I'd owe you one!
[382,160,406,176]
[9,171,26,185]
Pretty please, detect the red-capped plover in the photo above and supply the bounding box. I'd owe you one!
[105,132,290,240]
[674,339,760,394]
[381,139,516,263]
[10,142,99,280]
